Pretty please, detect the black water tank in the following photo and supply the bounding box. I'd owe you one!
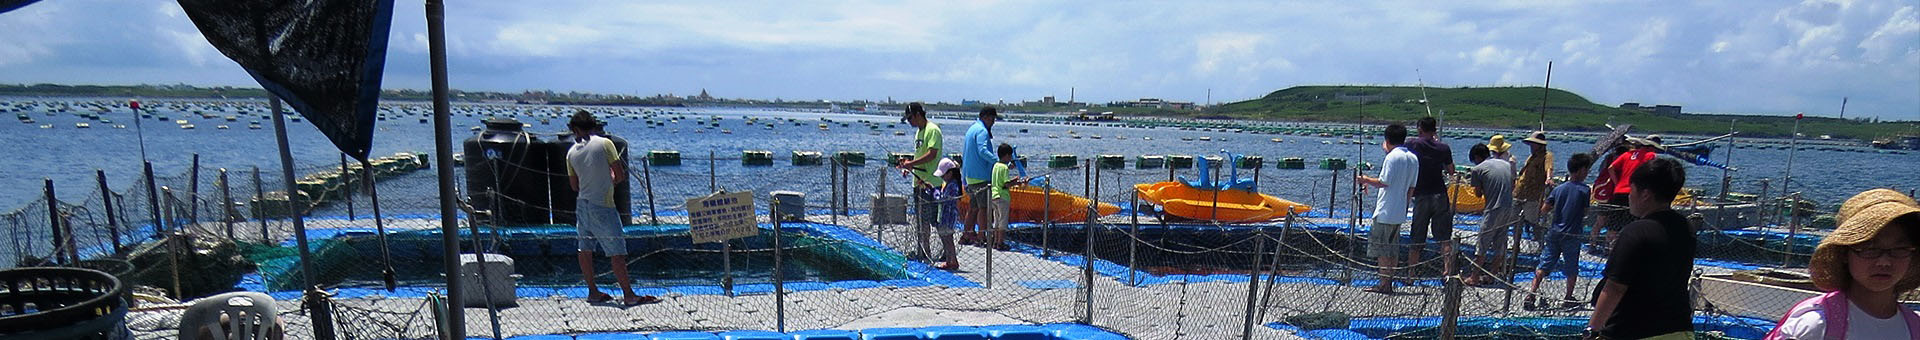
[464,118,552,225]
[549,132,633,225]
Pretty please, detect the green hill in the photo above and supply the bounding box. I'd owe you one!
[1205,85,1914,140]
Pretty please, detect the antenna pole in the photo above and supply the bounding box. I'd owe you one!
[1839,97,1848,119]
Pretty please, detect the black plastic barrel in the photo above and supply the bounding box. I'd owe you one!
[463,118,553,225]
[548,132,633,225]
[0,267,130,340]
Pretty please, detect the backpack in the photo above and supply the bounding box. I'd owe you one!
[1764,291,1920,340]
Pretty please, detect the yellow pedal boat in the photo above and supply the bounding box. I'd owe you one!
[1133,181,1311,222]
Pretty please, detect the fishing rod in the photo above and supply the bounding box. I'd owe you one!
[1538,61,1553,131]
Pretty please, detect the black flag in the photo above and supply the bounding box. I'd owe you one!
[176,0,394,161]
[0,0,38,13]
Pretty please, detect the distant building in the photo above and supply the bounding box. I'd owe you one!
[1110,97,1197,110]
[1619,102,1682,115]
[1651,105,1681,115]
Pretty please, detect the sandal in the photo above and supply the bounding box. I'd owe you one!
[587,291,613,304]
[623,295,660,306]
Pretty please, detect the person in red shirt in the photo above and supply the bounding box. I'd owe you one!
[1593,136,1660,250]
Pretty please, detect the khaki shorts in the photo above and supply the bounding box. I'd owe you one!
[1367,221,1403,258]
[967,182,993,210]
[992,198,1010,231]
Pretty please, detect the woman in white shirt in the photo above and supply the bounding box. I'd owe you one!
[1767,189,1920,339]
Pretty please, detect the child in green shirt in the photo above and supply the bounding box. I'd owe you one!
[988,143,1022,250]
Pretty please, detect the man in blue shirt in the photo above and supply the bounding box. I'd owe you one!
[1527,153,1595,310]
[960,107,999,245]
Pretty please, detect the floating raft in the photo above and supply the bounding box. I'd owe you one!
[649,150,681,166]
[741,150,773,166]
[835,151,866,166]
[791,151,823,166]
[1136,155,1165,169]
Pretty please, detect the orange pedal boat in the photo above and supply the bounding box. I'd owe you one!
[960,185,1121,223]
[1133,181,1312,222]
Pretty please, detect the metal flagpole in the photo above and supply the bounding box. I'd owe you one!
[427,0,467,338]
[131,99,149,163]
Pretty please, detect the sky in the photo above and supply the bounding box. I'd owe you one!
[0,0,1915,120]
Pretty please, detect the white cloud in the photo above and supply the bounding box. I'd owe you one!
[0,0,1913,119]
[1858,6,1919,64]
[1193,33,1266,74]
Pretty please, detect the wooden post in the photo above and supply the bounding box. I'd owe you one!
[1129,187,1140,286]
[1241,231,1266,340]
[188,153,200,226]
[341,154,355,220]
[253,166,268,243]
[145,161,162,234]
[44,179,64,265]
[221,169,234,240]
[642,157,658,225]
[98,170,122,255]
[772,197,787,333]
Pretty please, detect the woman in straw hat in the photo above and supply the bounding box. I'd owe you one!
[1766,188,1920,339]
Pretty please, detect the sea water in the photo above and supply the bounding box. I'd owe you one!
[1,98,1913,218]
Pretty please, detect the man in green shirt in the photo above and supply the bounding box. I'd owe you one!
[896,103,944,261]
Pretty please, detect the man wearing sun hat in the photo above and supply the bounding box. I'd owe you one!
[1488,134,1516,164]
[1768,189,1920,339]
[1514,131,1554,247]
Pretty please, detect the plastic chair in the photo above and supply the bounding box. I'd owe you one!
[178,292,282,340]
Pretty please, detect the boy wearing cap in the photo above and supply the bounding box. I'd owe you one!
[1767,189,1920,339]
[1588,157,1694,339]
[566,110,656,306]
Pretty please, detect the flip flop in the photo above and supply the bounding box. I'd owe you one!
[587,292,613,304]
[623,295,660,306]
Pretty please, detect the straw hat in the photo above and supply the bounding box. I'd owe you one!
[1487,135,1512,153]
[1522,131,1549,145]
[1809,189,1920,292]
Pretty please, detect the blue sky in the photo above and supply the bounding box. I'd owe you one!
[1,0,1915,120]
